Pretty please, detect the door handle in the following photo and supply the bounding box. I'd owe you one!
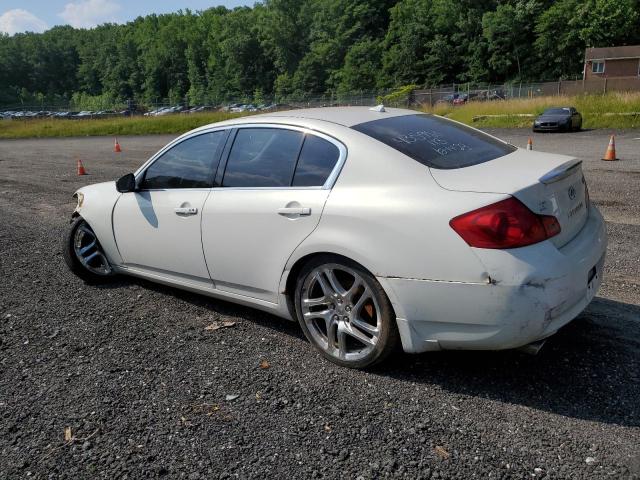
[174,207,198,215]
[278,207,311,216]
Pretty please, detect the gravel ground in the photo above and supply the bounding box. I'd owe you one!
[0,129,639,479]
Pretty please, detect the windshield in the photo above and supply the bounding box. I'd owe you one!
[543,108,571,115]
[351,114,516,169]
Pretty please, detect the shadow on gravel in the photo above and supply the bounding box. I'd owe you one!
[374,296,640,428]
[94,275,639,427]
[98,276,305,339]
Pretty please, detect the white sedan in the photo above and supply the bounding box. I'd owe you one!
[64,107,607,368]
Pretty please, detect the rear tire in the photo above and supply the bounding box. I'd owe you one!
[294,255,399,369]
[63,217,115,284]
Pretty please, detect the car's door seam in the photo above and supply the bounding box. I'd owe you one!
[200,188,216,287]
[110,192,125,263]
[278,187,334,297]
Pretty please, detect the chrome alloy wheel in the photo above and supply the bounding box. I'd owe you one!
[73,223,112,276]
[300,264,381,362]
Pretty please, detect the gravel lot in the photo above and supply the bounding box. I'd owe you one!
[1,128,639,479]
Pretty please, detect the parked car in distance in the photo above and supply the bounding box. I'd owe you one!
[154,106,176,116]
[73,111,94,119]
[262,103,294,111]
[533,107,582,132]
[229,104,256,113]
[186,106,207,114]
[55,111,79,118]
[452,94,468,105]
[436,93,460,105]
[452,93,481,105]
[64,107,606,368]
[145,106,182,116]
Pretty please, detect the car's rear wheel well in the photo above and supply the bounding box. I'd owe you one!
[284,252,384,318]
[285,253,329,318]
[287,252,400,368]
[286,252,344,292]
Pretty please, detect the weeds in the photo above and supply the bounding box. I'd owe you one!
[421,92,640,129]
[0,111,249,139]
[1,93,639,139]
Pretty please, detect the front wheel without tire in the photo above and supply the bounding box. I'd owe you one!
[294,255,399,368]
[63,217,114,283]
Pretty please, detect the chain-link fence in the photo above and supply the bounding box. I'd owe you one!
[3,78,640,120]
[0,90,392,119]
[412,77,640,107]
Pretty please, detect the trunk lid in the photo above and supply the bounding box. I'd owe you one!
[430,149,589,248]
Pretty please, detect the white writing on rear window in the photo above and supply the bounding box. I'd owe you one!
[392,130,472,156]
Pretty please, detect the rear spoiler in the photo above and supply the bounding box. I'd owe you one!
[539,159,582,185]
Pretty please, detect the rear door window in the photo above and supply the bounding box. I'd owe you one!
[292,135,340,187]
[351,114,516,169]
[223,128,304,187]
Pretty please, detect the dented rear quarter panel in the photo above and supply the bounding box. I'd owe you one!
[374,206,606,353]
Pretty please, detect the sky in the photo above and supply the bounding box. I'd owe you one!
[0,0,253,35]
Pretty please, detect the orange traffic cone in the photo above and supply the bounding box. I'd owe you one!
[77,158,87,176]
[526,137,533,151]
[602,134,618,161]
[114,137,122,153]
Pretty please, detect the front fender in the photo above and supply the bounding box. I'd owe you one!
[72,181,123,265]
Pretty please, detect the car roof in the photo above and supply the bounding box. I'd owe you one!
[260,106,416,127]
[209,106,419,129]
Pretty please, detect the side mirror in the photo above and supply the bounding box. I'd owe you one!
[116,173,136,193]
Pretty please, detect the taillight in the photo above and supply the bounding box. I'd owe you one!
[450,197,561,249]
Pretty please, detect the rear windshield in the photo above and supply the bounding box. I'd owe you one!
[351,114,516,169]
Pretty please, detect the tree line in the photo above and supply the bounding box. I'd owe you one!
[1,0,639,107]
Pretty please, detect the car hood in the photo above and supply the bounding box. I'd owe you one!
[75,181,119,212]
[76,181,117,196]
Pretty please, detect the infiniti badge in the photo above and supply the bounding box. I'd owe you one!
[568,185,576,200]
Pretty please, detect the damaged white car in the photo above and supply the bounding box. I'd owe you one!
[64,107,607,368]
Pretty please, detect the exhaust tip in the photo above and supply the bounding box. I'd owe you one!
[517,339,547,355]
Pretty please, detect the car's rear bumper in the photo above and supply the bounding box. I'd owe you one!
[380,206,607,353]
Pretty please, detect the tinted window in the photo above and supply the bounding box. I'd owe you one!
[223,128,303,187]
[351,114,516,169]
[141,131,225,189]
[292,135,340,187]
[543,108,571,115]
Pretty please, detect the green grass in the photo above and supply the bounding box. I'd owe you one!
[421,92,640,129]
[0,111,249,139]
[2,92,640,138]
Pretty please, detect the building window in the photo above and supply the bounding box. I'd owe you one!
[592,61,605,74]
